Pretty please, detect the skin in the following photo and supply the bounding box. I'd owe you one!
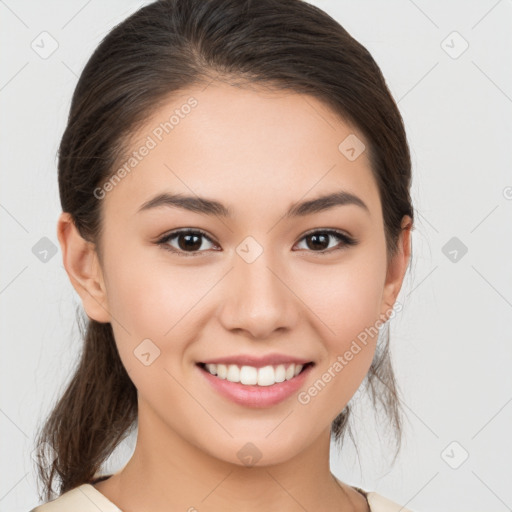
[57,81,412,512]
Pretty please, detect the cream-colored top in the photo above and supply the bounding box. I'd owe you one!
[29,482,416,511]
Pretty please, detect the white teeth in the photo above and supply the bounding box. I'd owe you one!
[257,365,275,386]
[227,364,240,382]
[274,364,286,383]
[240,366,257,385]
[205,363,217,375]
[216,364,227,379]
[202,362,307,386]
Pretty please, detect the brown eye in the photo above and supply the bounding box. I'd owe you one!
[156,228,358,258]
[295,229,358,254]
[157,229,217,256]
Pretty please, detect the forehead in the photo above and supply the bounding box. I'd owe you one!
[102,81,380,221]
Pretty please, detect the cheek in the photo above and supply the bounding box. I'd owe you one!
[103,250,216,382]
[298,255,385,398]
[103,247,194,334]
[304,254,385,341]
[104,263,190,401]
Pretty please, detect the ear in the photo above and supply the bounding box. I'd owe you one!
[380,215,413,320]
[56,212,111,323]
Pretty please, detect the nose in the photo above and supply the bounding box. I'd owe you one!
[217,249,299,340]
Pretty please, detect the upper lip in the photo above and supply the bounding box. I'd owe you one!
[199,353,314,368]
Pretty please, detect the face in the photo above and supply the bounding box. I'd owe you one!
[61,81,410,467]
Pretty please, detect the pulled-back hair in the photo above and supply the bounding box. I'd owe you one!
[34,0,414,501]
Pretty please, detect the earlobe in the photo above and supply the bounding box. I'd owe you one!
[56,212,111,324]
[380,215,413,320]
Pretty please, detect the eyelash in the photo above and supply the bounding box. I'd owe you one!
[155,228,358,257]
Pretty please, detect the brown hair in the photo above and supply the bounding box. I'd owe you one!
[34,0,414,501]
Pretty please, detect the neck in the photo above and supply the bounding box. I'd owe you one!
[94,401,366,512]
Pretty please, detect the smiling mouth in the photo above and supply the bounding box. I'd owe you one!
[196,361,314,387]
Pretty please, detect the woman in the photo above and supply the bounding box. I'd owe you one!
[30,0,417,510]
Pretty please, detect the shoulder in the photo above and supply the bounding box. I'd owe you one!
[364,490,417,512]
[347,480,418,512]
[30,481,418,512]
[28,484,122,512]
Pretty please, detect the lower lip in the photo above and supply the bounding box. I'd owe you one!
[196,363,314,408]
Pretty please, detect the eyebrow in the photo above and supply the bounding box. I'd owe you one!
[137,190,370,218]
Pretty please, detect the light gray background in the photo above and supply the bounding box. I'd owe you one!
[1,1,511,511]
